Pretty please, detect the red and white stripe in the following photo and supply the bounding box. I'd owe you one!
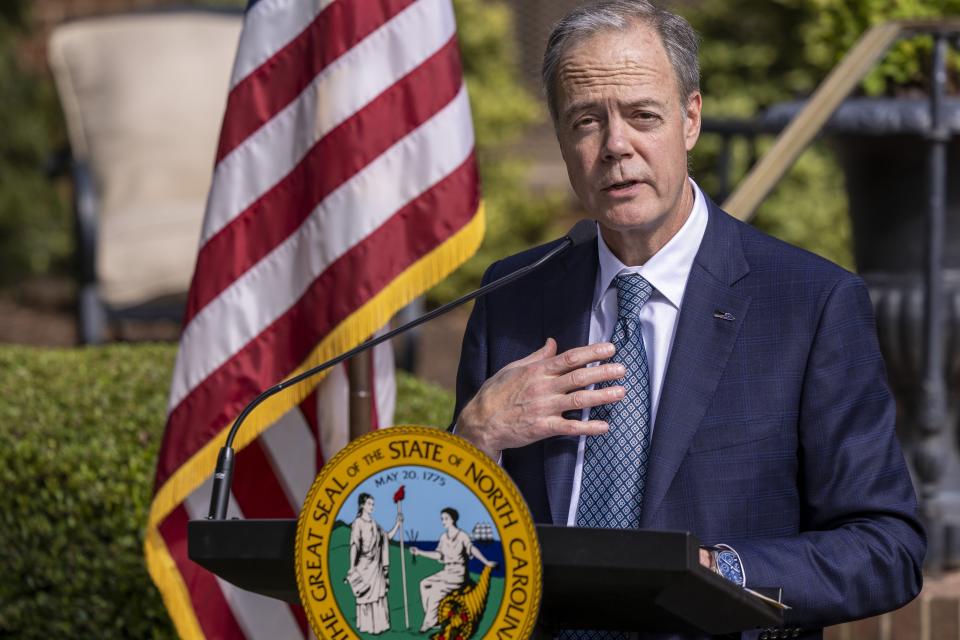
[169,341,394,640]
[148,0,479,637]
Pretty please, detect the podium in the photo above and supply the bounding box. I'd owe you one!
[188,519,782,636]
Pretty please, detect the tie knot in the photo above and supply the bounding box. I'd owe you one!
[615,273,653,319]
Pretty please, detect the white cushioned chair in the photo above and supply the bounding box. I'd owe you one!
[47,9,242,343]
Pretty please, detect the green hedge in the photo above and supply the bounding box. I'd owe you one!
[0,344,454,638]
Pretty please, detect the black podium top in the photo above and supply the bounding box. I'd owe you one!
[188,519,782,635]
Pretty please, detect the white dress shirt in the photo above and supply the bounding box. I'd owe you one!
[566,179,709,526]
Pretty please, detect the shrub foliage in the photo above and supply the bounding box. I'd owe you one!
[0,344,453,638]
[430,0,562,303]
[689,0,857,269]
[803,0,960,96]
[689,0,956,271]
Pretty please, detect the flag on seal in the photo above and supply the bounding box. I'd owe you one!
[143,0,483,637]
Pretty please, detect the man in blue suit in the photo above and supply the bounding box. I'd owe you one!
[452,1,924,638]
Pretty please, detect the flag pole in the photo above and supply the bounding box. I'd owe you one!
[398,499,410,629]
[347,350,373,440]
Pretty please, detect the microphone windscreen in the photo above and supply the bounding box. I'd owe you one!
[566,219,597,247]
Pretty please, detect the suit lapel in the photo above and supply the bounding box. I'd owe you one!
[541,237,597,525]
[543,237,597,354]
[639,203,751,527]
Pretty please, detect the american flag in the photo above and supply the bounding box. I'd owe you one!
[144,0,482,637]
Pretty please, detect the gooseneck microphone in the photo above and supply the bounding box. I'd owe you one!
[206,219,597,519]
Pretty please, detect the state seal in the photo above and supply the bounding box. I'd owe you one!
[295,426,542,640]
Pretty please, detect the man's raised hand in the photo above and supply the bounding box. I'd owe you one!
[455,338,626,459]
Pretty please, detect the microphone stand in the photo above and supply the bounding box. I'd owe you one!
[206,220,596,520]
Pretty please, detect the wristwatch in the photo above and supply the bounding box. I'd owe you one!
[706,544,745,587]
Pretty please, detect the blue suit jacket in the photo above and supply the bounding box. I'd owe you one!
[453,200,924,637]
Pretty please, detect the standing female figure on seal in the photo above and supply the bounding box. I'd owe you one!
[347,493,402,634]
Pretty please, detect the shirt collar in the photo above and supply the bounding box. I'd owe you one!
[593,178,709,310]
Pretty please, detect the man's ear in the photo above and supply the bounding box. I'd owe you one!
[684,92,702,152]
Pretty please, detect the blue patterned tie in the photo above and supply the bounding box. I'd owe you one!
[577,272,653,530]
[560,275,652,640]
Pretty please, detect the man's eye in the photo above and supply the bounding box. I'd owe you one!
[574,116,598,129]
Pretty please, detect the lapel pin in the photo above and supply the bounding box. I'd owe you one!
[713,310,735,321]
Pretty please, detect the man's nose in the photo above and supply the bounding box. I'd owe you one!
[602,117,633,161]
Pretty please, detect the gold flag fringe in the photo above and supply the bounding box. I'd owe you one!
[145,205,485,639]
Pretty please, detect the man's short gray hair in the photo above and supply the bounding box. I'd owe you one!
[542,0,701,124]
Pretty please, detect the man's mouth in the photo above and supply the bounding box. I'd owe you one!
[602,179,641,193]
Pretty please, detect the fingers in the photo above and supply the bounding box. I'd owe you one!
[500,340,616,378]
[457,339,625,457]
[538,417,610,439]
[540,342,615,376]
[553,362,625,393]
[558,385,626,413]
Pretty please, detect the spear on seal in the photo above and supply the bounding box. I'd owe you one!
[394,485,409,629]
